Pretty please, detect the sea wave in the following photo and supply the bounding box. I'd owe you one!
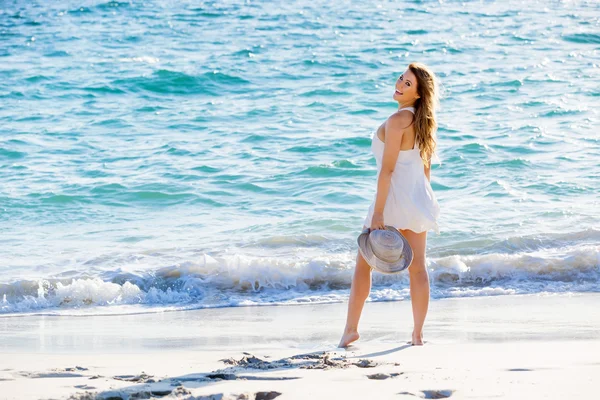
[1,241,598,316]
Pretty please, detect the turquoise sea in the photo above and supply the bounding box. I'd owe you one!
[1,0,599,315]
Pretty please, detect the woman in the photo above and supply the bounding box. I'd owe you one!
[338,62,441,348]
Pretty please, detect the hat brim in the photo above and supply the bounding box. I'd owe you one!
[357,225,413,274]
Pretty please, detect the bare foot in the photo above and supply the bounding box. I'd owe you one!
[338,331,360,348]
[411,331,424,346]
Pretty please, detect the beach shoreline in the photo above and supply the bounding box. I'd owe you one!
[1,293,599,399]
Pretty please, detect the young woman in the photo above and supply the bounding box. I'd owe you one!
[339,62,441,348]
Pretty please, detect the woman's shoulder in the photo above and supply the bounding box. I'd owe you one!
[385,110,414,131]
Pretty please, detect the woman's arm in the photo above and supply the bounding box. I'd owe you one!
[373,112,414,216]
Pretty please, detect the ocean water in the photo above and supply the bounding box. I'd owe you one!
[1,0,599,316]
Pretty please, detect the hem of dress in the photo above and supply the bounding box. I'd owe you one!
[397,227,440,234]
[384,222,440,235]
[363,212,440,235]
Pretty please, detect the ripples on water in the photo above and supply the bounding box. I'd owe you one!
[0,0,599,314]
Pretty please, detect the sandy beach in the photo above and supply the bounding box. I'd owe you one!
[1,293,599,399]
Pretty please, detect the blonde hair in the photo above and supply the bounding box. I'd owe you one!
[408,62,441,167]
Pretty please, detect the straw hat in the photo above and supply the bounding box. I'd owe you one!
[357,225,413,274]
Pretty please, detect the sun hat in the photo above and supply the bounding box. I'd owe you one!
[357,225,413,274]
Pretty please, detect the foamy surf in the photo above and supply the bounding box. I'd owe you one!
[1,241,598,316]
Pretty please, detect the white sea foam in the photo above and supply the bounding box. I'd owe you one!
[1,242,598,316]
[118,56,160,64]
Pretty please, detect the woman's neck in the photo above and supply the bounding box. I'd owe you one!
[398,102,415,109]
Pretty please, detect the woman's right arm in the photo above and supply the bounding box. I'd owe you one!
[371,112,413,230]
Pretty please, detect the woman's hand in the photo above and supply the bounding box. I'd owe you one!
[370,212,385,231]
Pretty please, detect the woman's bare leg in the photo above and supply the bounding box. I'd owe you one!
[338,226,372,348]
[399,228,429,345]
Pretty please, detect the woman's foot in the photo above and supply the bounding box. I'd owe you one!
[338,331,360,348]
[411,330,424,346]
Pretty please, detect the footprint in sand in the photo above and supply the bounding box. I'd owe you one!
[255,392,282,400]
[399,389,454,399]
[367,372,403,380]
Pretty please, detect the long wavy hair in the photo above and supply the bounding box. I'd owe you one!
[408,62,440,166]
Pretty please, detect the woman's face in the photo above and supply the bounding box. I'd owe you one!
[392,69,420,104]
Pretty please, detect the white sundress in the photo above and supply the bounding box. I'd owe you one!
[362,106,441,234]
